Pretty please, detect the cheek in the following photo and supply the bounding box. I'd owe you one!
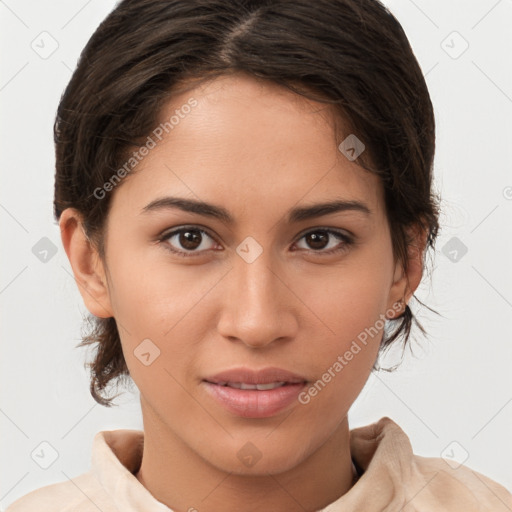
[300,256,392,349]
[106,245,202,334]
[293,253,392,408]
[104,249,218,390]
[296,288,384,420]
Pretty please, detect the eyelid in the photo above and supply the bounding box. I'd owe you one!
[295,225,353,240]
[159,224,218,240]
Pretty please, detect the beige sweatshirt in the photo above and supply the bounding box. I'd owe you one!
[6,416,512,511]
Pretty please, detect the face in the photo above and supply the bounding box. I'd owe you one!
[64,73,418,476]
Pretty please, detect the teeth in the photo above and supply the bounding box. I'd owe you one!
[223,381,287,390]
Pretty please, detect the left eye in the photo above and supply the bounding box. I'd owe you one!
[294,229,352,253]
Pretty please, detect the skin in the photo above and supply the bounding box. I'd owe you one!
[60,72,426,512]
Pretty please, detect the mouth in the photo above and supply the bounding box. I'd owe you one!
[202,367,308,418]
[209,381,291,390]
[203,366,308,386]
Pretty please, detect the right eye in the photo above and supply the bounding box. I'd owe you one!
[159,226,220,257]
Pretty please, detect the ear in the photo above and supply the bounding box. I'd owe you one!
[386,224,428,319]
[59,208,114,318]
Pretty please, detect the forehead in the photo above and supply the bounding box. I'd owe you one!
[109,73,384,225]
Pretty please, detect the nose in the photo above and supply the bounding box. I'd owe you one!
[216,249,299,349]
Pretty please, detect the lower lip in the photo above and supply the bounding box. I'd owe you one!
[203,381,307,418]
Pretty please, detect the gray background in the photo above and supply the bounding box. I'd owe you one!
[1,0,511,508]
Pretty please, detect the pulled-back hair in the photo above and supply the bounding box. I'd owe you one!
[54,0,440,406]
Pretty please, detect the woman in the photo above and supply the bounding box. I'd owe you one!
[7,0,512,510]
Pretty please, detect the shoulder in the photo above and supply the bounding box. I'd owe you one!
[5,470,113,511]
[350,417,512,511]
[412,454,512,511]
[5,429,145,512]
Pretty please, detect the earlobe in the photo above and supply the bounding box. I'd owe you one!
[386,225,428,318]
[59,208,114,318]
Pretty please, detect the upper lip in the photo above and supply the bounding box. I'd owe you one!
[204,367,308,385]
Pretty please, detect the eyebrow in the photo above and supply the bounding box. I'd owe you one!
[140,196,372,224]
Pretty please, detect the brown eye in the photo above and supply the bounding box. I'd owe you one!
[294,229,353,254]
[178,229,203,250]
[304,231,329,250]
[161,227,217,256]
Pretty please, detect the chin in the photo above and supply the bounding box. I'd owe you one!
[204,441,309,477]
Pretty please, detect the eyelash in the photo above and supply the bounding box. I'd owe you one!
[158,225,354,258]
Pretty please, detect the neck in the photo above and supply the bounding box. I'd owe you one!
[135,399,356,512]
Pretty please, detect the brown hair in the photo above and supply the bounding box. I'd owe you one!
[54,0,440,406]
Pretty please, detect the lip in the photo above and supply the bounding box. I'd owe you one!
[202,367,308,418]
[204,366,308,385]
